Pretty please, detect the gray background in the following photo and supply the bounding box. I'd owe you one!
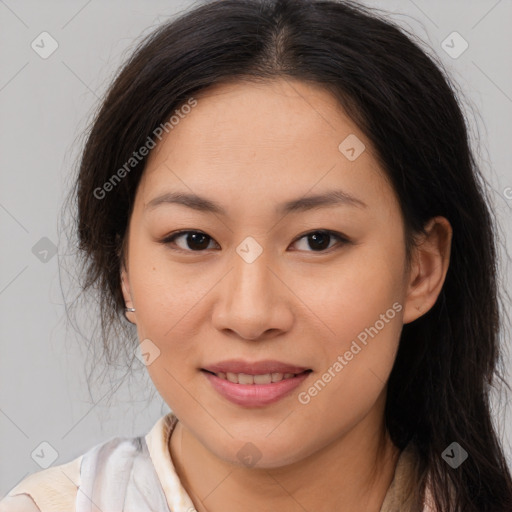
[1,0,511,495]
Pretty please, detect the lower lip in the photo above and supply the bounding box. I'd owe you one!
[202,370,311,407]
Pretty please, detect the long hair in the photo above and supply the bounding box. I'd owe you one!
[66,0,512,509]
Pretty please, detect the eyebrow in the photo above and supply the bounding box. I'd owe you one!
[145,189,367,216]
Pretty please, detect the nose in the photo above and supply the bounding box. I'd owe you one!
[211,249,293,341]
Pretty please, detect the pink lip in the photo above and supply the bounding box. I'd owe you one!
[202,359,310,375]
[202,370,311,407]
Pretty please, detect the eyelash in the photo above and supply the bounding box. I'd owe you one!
[159,229,350,254]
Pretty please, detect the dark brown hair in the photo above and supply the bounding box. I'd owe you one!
[62,0,512,509]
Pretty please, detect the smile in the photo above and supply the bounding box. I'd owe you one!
[201,369,312,407]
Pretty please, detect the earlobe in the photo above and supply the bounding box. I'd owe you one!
[402,216,452,324]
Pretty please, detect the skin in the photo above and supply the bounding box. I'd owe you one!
[120,78,452,512]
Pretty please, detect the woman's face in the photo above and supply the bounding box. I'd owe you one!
[121,78,422,468]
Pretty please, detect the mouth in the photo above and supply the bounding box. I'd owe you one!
[200,367,313,407]
[200,369,312,385]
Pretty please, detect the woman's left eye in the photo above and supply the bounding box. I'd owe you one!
[291,230,348,252]
[160,229,348,253]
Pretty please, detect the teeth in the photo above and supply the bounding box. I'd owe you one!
[253,373,272,384]
[238,373,254,385]
[215,371,299,384]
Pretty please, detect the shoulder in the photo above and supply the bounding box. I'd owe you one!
[0,494,41,512]
[0,414,177,512]
[0,455,82,512]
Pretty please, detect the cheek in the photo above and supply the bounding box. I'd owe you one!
[299,288,402,436]
[127,242,206,358]
[302,238,405,343]
[129,255,205,410]
[296,237,404,401]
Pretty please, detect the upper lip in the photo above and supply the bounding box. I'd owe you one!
[202,359,311,375]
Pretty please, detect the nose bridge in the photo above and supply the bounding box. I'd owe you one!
[212,238,291,339]
[228,241,273,309]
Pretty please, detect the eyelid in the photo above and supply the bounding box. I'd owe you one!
[160,229,350,253]
[290,229,349,248]
[160,230,219,252]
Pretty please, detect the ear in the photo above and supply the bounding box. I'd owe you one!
[402,216,452,324]
[120,263,136,323]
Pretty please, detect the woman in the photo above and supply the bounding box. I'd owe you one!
[2,0,511,510]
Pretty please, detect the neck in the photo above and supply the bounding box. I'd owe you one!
[169,392,401,512]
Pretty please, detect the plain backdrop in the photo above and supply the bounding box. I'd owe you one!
[1,0,511,495]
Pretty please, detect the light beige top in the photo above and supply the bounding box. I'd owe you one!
[0,412,435,511]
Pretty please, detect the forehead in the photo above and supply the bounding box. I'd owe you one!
[137,78,394,214]
[146,78,360,166]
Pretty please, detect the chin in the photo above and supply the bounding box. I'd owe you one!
[211,435,311,470]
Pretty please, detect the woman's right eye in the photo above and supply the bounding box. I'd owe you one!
[161,230,219,252]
